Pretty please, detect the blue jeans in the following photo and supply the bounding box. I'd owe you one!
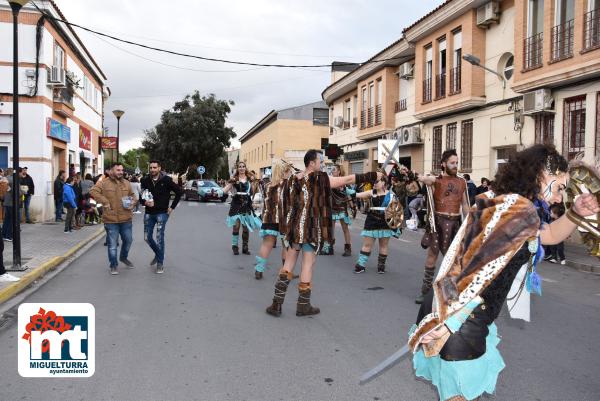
[144,213,169,264]
[55,198,63,221]
[24,195,32,222]
[105,222,133,267]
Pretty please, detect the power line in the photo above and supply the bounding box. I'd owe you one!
[31,1,408,69]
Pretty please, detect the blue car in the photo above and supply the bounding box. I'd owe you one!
[183,180,227,202]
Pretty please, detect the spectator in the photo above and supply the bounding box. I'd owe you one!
[2,168,24,241]
[80,173,94,196]
[62,176,77,233]
[476,177,490,195]
[463,173,477,206]
[130,176,142,214]
[72,174,83,230]
[53,170,66,222]
[21,166,35,223]
[547,203,566,265]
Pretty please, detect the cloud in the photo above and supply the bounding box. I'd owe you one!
[53,0,443,150]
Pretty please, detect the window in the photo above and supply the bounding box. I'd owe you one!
[0,115,12,133]
[360,87,367,129]
[368,82,375,127]
[563,96,586,160]
[375,80,382,125]
[353,95,358,126]
[503,54,514,80]
[0,146,9,169]
[312,108,329,126]
[524,0,544,70]
[432,126,443,174]
[534,113,555,144]
[461,120,473,172]
[446,122,457,150]
[584,0,600,51]
[436,37,446,99]
[54,43,65,69]
[397,78,408,112]
[496,146,517,171]
[451,30,462,95]
[551,0,575,61]
[423,45,433,103]
[344,100,351,129]
[528,0,545,36]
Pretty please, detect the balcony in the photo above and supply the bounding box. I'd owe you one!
[422,78,432,103]
[435,72,446,99]
[375,104,382,125]
[394,98,407,113]
[360,110,366,129]
[583,9,600,52]
[523,32,543,71]
[449,66,461,95]
[551,19,574,62]
[343,120,350,129]
[53,88,74,118]
[367,107,374,127]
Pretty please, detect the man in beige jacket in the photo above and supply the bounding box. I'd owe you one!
[90,162,137,275]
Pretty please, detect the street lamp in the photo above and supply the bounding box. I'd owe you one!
[462,54,506,89]
[9,0,30,271]
[112,109,125,162]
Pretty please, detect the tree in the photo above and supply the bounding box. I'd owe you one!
[119,148,150,174]
[142,91,236,175]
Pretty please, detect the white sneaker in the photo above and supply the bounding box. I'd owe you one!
[560,260,566,265]
[0,273,20,282]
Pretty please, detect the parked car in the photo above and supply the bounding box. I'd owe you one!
[183,180,227,202]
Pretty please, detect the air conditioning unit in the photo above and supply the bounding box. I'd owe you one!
[522,89,554,114]
[333,116,344,128]
[399,63,413,79]
[398,126,422,146]
[476,1,500,27]
[47,66,66,87]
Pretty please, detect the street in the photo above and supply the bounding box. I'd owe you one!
[0,202,599,401]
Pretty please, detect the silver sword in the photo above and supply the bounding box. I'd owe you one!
[359,344,410,385]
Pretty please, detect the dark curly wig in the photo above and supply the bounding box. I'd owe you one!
[493,144,568,200]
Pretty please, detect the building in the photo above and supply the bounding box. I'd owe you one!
[239,101,329,175]
[0,1,108,221]
[323,0,600,182]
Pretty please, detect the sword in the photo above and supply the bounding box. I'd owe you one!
[359,344,410,385]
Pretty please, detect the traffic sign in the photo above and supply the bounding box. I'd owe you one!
[197,166,206,175]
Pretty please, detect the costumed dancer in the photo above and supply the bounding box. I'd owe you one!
[416,149,469,304]
[354,174,399,274]
[265,149,383,317]
[223,162,261,255]
[407,144,599,401]
[254,160,294,280]
[329,164,357,257]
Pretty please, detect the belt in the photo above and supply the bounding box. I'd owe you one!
[435,211,461,218]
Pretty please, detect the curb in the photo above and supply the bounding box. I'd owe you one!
[565,260,599,274]
[0,228,104,305]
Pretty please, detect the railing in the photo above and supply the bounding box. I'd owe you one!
[551,19,574,62]
[394,98,407,113]
[367,107,374,127]
[54,88,74,106]
[375,104,382,125]
[343,120,350,129]
[360,110,366,129]
[583,9,600,51]
[352,116,357,127]
[435,72,446,99]
[449,66,461,95]
[422,78,432,103]
[523,32,543,70]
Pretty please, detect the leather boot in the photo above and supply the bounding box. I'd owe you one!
[232,245,239,255]
[415,266,436,304]
[377,254,387,274]
[342,243,351,257]
[296,282,320,316]
[266,269,292,317]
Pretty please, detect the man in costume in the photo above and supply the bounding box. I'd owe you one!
[265,149,382,317]
[408,144,599,401]
[416,149,469,304]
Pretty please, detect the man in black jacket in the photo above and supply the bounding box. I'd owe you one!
[140,160,182,273]
[53,170,66,222]
[22,167,35,223]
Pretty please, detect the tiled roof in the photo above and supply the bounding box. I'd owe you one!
[403,0,455,34]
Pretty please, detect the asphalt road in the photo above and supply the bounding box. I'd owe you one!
[0,201,599,401]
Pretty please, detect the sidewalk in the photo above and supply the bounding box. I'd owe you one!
[0,221,104,304]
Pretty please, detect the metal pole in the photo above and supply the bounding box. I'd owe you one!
[11,5,22,270]
[116,117,120,163]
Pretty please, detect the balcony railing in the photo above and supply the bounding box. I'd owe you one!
[583,9,600,51]
[375,104,382,125]
[352,116,357,127]
[54,87,73,106]
[394,98,407,113]
[449,66,461,95]
[422,78,432,103]
[343,120,350,129]
[551,19,574,62]
[360,110,366,129]
[367,107,374,127]
[523,32,543,71]
[435,72,446,99]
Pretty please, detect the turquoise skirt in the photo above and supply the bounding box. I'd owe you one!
[260,229,281,238]
[360,228,399,238]
[412,323,505,401]
[332,212,352,225]
[226,214,262,232]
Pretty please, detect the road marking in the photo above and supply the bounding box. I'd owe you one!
[396,238,411,243]
[541,277,558,283]
[187,202,199,207]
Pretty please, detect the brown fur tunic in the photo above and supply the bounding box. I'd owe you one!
[261,184,283,227]
[280,172,333,251]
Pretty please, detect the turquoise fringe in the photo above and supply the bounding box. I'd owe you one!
[361,228,400,238]
[332,212,352,225]
[260,229,280,238]
[412,323,505,401]
[226,214,262,232]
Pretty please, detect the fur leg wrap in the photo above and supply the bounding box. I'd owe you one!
[255,256,267,273]
[356,250,371,267]
[296,282,320,316]
[421,266,436,295]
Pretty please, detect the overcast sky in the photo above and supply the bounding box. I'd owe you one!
[53,0,442,151]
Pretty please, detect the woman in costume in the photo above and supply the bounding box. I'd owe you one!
[328,164,356,257]
[408,144,599,401]
[223,162,261,255]
[354,174,400,274]
[253,161,294,280]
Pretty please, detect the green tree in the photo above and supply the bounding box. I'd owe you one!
[142,91,236,175]
[119,148,150,174]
